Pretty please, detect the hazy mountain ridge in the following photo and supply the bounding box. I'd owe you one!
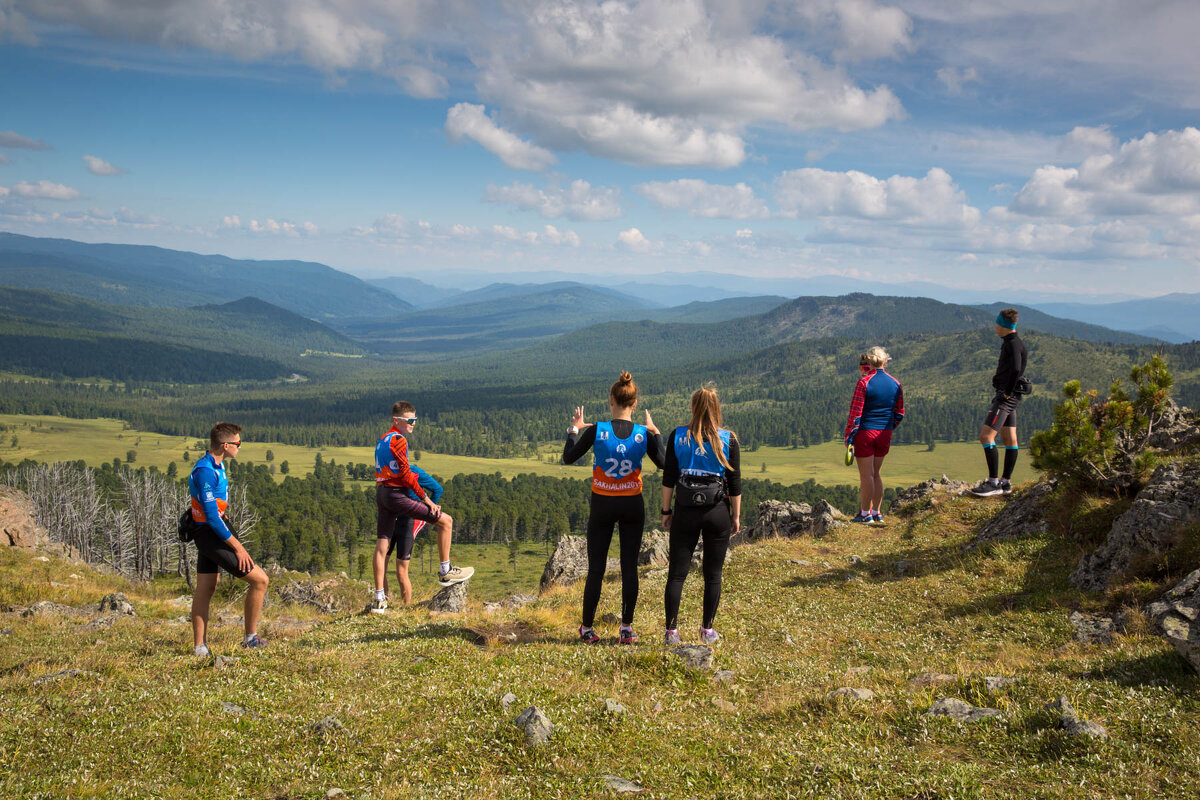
[0,233,412,320]
[1032,293,1200,343]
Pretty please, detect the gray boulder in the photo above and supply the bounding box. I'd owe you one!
[514,706,554,746]
[983,676,1019,693]
[0,487,51,548]
[964,480,1057,551]
[926,697,1002,724]
[21,601,84,618]
[909,672,958,687]
[1045,696,1108,739]
[670,644,714,671]
[826,687,875,701]
[892,475,972,513]
[502,593,536,610]
[1069,611,1116,645]
[98,593,136,616]
[638,529,670,566]
[32,668,98,685]
[1147,567,1200,674]
[602,775,645,794]
[539,535,589,593]
[500,692,518,713]
[1146,401,1200,452]
[748,499,844,539]
[429,580,469,614]
[1071,462,1200,591]
[603,698,627,715]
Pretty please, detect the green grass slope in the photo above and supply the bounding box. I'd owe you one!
[2,485,1197,799]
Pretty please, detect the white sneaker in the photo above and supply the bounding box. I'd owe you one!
[438,564,475,586]
[370,595,388,613]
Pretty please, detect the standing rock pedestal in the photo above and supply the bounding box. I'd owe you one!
[429,580,469,614]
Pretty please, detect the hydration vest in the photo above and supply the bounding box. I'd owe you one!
[188,452,228,523]
[375,429,407,485]
[591,420,649,496]
[672,426,731,477]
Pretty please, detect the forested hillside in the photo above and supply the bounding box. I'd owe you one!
[0,233,410,319]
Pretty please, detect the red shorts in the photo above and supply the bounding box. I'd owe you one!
[853,429,892,458]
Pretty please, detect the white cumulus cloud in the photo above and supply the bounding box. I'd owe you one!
[936,65,979,95]
[636,179,768,219]
[775,166,980,226]
[83,155,126,176]
[0,130,50,149]
[485,179,620,220]
[445,103,557,171]
[617,227,654,253]
[13,180,79,200]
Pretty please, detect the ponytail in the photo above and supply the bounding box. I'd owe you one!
[688,385,732,470]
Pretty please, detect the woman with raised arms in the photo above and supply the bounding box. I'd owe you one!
[563,371,666,645]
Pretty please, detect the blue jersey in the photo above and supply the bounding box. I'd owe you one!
[591,420,649,496]
[189,453,233,541]
[671,426,731,477]
[845,369,905,443]
[409,465,443,503]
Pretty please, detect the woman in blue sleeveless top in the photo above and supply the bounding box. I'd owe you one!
[661,386,742,646]
[563,371,666,644]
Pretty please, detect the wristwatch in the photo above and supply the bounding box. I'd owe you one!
[661,508,672,515]
[567,426,579,434]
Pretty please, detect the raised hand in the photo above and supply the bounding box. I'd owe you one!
[644,409,660,435]
[571,405,587,430]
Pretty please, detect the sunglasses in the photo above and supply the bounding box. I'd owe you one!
[393,417,418,424]
[223,440,242,447]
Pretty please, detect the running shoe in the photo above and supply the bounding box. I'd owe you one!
[699,627,721,645]
[193,644,211,658]
[1000,479,1013,495]
[849,512,873,524]
[870,513,885,525]
[370,595,388,613]
[664,628,682,646]
[970,479,1005,497]
[578,625,600,644]
[619,627,638,645]
[438,564,475,586]
[240,633,268,649]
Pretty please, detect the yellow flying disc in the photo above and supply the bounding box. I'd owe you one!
[844,444,854,466]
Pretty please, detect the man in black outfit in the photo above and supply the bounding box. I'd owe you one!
[972,308,1028,497]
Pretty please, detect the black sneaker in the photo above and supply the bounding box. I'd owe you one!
[970,479,1004,497]
[1000,479,1013,495]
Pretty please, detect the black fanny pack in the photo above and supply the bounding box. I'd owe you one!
[1014,376,1033,396]
[675,474,726,509]
[178,509,199,543]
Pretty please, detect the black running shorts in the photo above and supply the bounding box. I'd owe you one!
[193,523,251,578]
[385,517,426,562]
[984,393,1020,430]
[376,485,440,541]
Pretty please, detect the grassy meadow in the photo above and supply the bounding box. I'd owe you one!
[1,485,1196,799]
[0,413,1029,488]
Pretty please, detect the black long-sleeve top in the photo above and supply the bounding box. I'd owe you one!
[662,432,742,497]
[562,419,666,471]
[991,332,1028,396]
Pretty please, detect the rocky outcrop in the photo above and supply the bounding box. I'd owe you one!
[1146,401,1200,452]
[0,487,50,549]
[429,580,469,614]
[1147,568,1200,675]
[539,536,589,593]
[892,475,971,513]
[98,593,136,616]
[1070,462,1200,591]
[638,529,669,566]
[926,698,1002,724]
[747,500,844,539]
[1045,696,1108,740]
[964,480,1057,551]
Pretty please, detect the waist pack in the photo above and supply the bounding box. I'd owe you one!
[177,509,235,543]
[675,474,726,509]
[1014,376,1033,396]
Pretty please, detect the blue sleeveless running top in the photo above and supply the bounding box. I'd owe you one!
[591,420,649,496]
[672,425,731,477]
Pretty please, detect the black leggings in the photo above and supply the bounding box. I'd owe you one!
[664,502,732,630]
[582,494,644,627]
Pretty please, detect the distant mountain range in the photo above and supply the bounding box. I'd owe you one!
[0,232,411,320]
[1031,293,1200,343]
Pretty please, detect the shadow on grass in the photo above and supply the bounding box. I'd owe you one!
[780,539,967,589]
[341,623,482,646]
[1073,650,1200,693]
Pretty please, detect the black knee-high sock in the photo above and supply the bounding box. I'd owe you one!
[1002,446,1019,480]
[983,443,999,479]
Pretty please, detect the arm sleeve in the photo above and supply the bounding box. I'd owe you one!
[1000,338,1021,395]
[893,383,905,427]
[662,436,679,488]
[844,377,867,443]
[562,424,597,465]
[725,438,742,497]
[388,435,425,499]
[409,465,443,503]
[193,466,234,541]
[645,431,667,470]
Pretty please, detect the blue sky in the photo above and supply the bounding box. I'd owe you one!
[2,1,1199,298]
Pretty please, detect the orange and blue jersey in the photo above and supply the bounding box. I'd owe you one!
[374,427,426,499]
[672,426,732,477]
[189,452,233,541]
[844,368,905,444]
[591,420,649,496]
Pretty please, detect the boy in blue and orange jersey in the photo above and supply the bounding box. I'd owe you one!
[188,421,270,655]
[381,464,443,608]
[372,401,472,611]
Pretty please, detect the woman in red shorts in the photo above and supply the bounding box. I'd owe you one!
[844,346,905,524]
